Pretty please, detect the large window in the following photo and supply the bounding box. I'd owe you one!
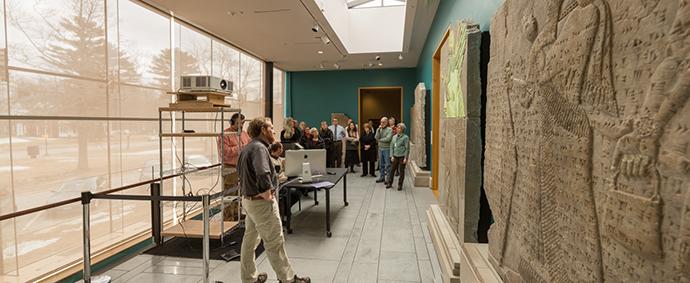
[0,0,271,281]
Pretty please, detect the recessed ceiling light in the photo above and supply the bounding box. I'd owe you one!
[378,62,383,66]
[375,55,381,61]
[318,50,324,54]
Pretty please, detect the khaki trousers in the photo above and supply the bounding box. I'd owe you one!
[241,198,295,283]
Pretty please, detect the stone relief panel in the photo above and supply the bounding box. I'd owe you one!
[410,82,427,168]
[438,20,483,243]
[484,0,690,282]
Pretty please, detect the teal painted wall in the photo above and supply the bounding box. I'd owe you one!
[416,0,503,87]
[286,68,417,128]
[415,0,503,170]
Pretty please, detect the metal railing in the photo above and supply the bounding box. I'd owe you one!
[0,163,224,283]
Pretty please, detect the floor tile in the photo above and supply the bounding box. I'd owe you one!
[378,251,420,282]
[101,174,440,283]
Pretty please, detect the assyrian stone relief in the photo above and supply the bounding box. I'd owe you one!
[409,82,427,169]
[438,21,483,243]
[484,0,690,281]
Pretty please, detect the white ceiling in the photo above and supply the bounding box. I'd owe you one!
[141,0,439,71]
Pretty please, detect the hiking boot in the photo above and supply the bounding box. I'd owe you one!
[279,275,311,283]
[254,272,268,283]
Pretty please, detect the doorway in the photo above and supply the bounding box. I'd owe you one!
[358,87,403,131]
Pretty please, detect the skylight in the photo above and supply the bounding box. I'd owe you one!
[347,0,406,9]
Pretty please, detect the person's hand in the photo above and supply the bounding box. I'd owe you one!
[402,158,407,165]
[259,190,274,201]
[364,145,371,150]
[391,157,394,162]
[613,131,657,177]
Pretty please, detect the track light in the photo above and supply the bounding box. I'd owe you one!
[333,63,340,69]
[375,55,381,61]
[320,63,324,69]
[368,62,374,68]
[398,54,403,60]
[312,24,319,32]
[378,62,383,66]
[320,36,331,44]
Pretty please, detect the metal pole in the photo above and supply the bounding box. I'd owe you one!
[81,192,92,283]
[202,194,211,283]
[151,183,162,245]
[219,109,225,243]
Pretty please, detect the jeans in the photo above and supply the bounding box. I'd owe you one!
[378,148,391,181]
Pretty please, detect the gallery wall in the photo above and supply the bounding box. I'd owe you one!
[286,68,417,128]
[416,0,503,87]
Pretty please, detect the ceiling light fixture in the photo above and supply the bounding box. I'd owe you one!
[311,24,320,32]
[375,55,381,61]
[333,63,340,69]
[318,50,324,54]
[398,54,403,60]
[378,62,383,66]
[320,36,331,45]
[368,62,374,68]
[320,63,324,69]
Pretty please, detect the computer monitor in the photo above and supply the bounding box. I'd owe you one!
[284,149,327,177]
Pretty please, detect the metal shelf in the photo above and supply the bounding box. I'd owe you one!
[159,106,241,112]
[160,132,238,137]
[162,220,238,239]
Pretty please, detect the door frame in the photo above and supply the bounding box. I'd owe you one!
[431,27,451,194]
[357,86,404,131]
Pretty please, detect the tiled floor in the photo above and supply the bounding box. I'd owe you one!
[102,172,442,283]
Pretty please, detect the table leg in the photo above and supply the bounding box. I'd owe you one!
[286,187,293,234]
[326,188,331,237]
[314,188,319,206]
[343,173,348,206]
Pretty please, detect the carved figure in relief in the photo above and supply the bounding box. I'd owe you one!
[487,0,690,281]
[604,0,690,277]
[505,0,621,281]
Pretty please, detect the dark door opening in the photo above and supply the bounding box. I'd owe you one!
[358,87,403,131]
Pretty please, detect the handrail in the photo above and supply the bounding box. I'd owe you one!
[0,163,222,222]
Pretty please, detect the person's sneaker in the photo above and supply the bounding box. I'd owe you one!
[360,174,367,177]
[376,178,384,183]
[397,187,402,191]
[279,275,311,283]
[370,174,377,178]
[254,272,268,283]
[385,184,392,189]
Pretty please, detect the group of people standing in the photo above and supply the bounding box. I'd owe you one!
[279,115,409,191]
[220,114,411,283]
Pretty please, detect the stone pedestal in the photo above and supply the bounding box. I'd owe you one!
[408,159,431,187]
[427,205,502,283]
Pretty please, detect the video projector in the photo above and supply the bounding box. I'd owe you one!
[180,75,233,93]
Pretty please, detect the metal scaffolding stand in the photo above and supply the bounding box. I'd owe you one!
[158,105,243,243]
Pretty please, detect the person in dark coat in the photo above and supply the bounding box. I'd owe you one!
[359,123,377,177]
[280,117,302,144]
[304,128,325,149]
[344,122,360,173]
[319,121,335,167]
